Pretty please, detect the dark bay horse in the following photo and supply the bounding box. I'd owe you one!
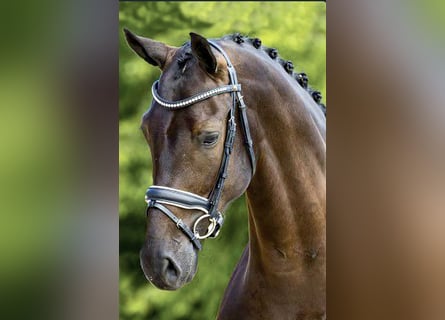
[124,30,326,320]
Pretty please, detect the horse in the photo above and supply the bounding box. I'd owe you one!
[124,29,326,320]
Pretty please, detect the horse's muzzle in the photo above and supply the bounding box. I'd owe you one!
[139,240,196,290]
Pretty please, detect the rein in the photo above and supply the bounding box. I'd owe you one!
[145,41,256,250]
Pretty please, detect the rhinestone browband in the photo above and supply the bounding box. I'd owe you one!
[151,80,241,109]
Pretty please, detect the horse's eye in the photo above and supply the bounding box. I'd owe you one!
[200,132,219,147]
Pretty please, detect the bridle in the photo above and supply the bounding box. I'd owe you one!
[145,40,256,250]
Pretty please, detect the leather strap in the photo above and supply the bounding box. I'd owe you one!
[146,186,210,213]
[237,94,256,175]
[208,41,256,175]
[147,201,202,250]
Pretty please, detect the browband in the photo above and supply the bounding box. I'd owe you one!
[152,81,241,109]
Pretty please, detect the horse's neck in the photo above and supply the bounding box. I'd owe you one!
[245,76,326,274]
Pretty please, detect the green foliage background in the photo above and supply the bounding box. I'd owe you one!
[119,2,325,319]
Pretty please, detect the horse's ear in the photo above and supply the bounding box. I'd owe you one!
[123,28,175,69]
[190,32,217,74]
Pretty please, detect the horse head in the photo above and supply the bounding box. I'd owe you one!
[124,29,253,290]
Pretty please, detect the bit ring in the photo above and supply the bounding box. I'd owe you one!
[193,214,217,239]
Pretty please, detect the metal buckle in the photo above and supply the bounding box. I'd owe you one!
[193,214,218,239]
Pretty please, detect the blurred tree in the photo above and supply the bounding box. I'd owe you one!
[119,2,325,320]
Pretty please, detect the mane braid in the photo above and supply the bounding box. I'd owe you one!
[224,33,326,116]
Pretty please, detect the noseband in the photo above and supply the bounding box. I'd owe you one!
[145,41,256,250]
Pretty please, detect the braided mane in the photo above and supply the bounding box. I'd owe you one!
[222,33,326,116]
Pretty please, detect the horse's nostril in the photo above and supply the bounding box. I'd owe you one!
[163,257,180,281]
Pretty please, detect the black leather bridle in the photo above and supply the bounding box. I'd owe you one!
[145,41,256,250]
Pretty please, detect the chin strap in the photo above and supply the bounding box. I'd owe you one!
[146,201,202,250]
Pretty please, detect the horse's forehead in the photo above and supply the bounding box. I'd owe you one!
[140,104,201,136]
[163,45,193,76]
